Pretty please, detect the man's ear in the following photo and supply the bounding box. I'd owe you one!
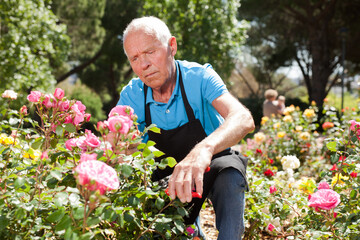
[169,36,177,56]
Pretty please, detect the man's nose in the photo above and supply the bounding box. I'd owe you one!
[140,55,150,70]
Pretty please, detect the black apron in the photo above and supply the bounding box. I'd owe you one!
[144,62,248,224]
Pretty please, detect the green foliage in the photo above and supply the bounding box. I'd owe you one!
[0,0,70,94]
[142,0,248,80]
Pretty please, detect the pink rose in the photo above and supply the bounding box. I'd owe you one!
[79,153,98,163]
[74,160,119,195]
[65,138,77,150]
[308,189,341,210]
[84,113,91,122]
[266,223,275,232]
[74,101,86,112]
[269,185,277,194]
[59,100,70,111]
[54,88,65,100]
[20,105,28,115]
[349,120,360,131]
[84,130,101,148]
[41,150,49,160]
[42,94,55,108]
[27,91,42,103]
[186,226,195,235]
[317,181,330,190]
[71,103,85,125]
[64,115,73,124]
[108,105,134,118]
[107,115,133,134]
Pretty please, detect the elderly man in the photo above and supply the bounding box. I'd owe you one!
[118,16,254,239]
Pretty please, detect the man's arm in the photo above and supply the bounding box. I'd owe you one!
[168,92,255,202]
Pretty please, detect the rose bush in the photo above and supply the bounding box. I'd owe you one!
[241,100,360,239]
[0,89,192,239]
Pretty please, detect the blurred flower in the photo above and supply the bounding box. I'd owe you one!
[322,122,334,130]
[324,98,328,103]
[84,130,101,148]
[108,105,134,118]
[304,109,315,118]
[299,132,310,141]
[333,212,337,218]
[23,149,42,161]
[283,115,293,122]
[254,132,266,144]
[283,105,295,115]
[268,158,274,164]
[20,105,28,116]
[261,116,269,125]
[318,181,330,190]
[107,115,133,134]
[256,148,262,155]
[273,122,280,129]
[269,185,277,194]
[295,126,303,132]
[186,226,195,235]
[54,88,65,100]
[277,131,286,138]
[297,177,316,194]
[42,94,55,108]
[330,164,338,171]
[2,90,17,100]
[281,155,300,170]
[308,189,340,210]
[27,91,42,102]
[331,173,349,186]
[74,160,119,195]
[264,169,275,177]
[79,153,98,163]
[59,100,70,111]
[350,172,358,178]
[311,101,316,106]
[338,156,346,162]
[266,223,275,232]
[0,134,16,145]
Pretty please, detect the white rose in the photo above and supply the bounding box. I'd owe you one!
[2,90,17,100]
[281,155,300,170]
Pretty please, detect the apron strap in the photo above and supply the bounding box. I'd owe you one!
[144,61,196,126]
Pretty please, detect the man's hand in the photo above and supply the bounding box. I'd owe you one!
[167,146,212,203]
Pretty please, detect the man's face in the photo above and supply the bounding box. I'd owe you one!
[124,30,177,90]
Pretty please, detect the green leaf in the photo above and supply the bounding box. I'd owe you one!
[31,138,44,149]
[326,141,337,152]
[155,197,165,210]
[87,217,101,227]
[350,190,357,199]
[128,196,140,207]
[166,157,177,168]
[50,170,62,180]
[55,215,72,231]
[121,164,133,178]
[54,192,69,207]
[65,123,77,133]
[149,126,161,133]
[14,177,26,189]
[46,209,65,223]
[0,215,9,231]
[56,125,64,136]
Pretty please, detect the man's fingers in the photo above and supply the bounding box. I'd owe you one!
[194,174,204,196]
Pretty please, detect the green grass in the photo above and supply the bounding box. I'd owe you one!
[299,91,359,110]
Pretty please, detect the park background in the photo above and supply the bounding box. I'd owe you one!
[1,0,360,239]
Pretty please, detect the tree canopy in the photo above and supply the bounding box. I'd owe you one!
[239,0,360,106]
[0,0,70,95]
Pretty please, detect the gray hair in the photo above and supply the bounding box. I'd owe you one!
[123,16,172,56]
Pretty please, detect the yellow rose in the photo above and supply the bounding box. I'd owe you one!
[261,116,269,125]
[277,131,286,138]
[283,105,295,115]
[299,132,310,141]
[331,173,349,186]
[283,115,293,122]
[254,132,266,144]
[273,122,281,129]
[303,109,315,118]
[297,177,316,194]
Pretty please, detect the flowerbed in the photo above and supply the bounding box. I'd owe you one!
[241,101,360,239]
[1,89,360,239]
[0,89,190,239]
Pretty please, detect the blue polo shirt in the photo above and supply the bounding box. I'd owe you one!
[117,60,228,141]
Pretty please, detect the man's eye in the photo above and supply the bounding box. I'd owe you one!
[132,57,138,62]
